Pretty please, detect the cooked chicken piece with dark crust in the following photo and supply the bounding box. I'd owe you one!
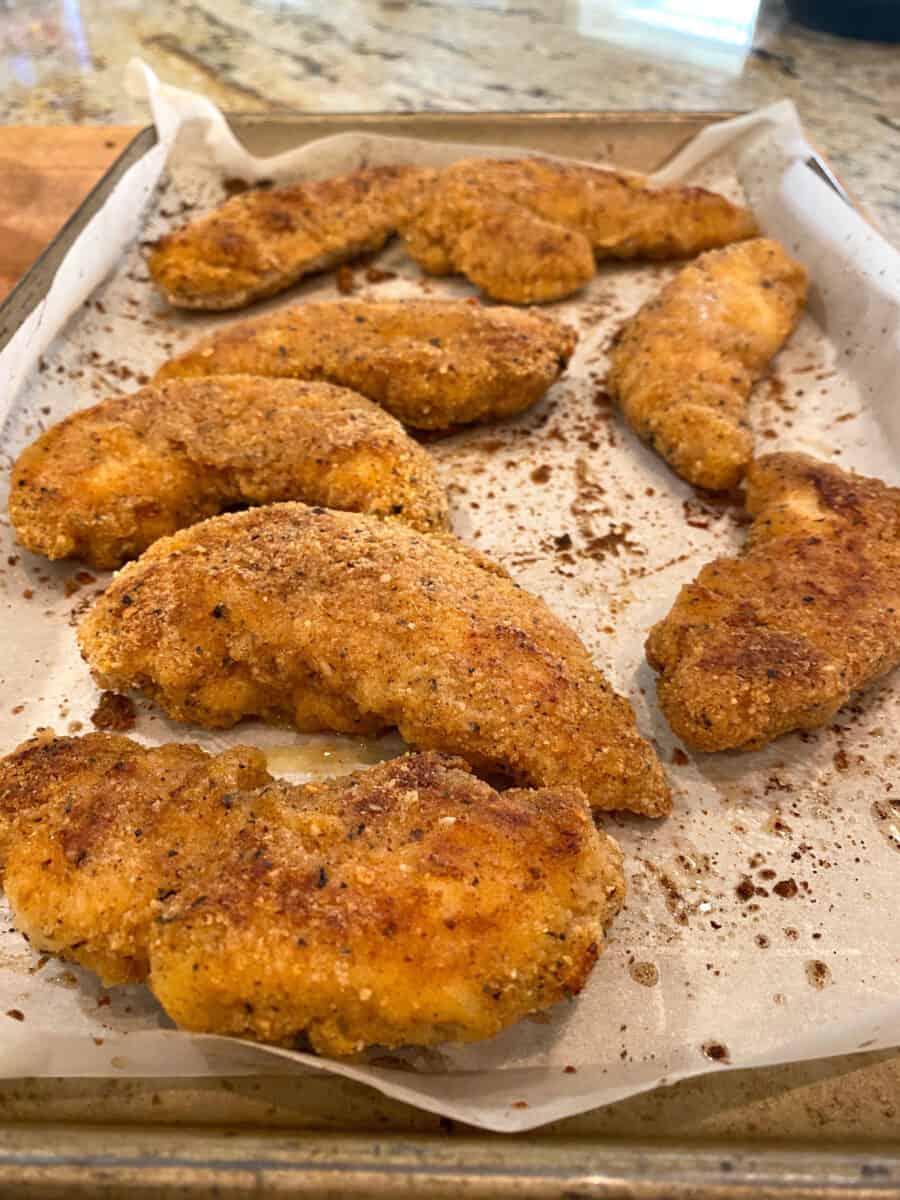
[148,165,437,310]
[78,504,670,816]
[608,238,807,490]
[0,729,270,984]
[9,376,447,569]
[154,300,577,430]
[399,157,759,303]
[646,453,900,751]
[0,733,626,1055]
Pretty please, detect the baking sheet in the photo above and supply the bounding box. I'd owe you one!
[0,62,898,1135]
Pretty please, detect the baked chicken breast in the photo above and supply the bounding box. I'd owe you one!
[78,504,671,817]
[9,376,448,569]
[646,453,900,750]
[148,165,437,310]
[608,238,808,490]
[154,299,577,430]
[0,732,625,1056]
[400,157,759,303]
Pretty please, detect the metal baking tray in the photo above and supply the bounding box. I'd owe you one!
[0,112,898,1198]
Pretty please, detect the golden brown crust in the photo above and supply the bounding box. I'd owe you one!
[152,751,625,1056]
[78,504,670,816]
[0,730,270,984]
[0,733,625,1055]
[400,157,759,303]
[147,166,437,310]
[646,453,900,751]
[608,238,808,490]
[154,300,577,430]
[8,377,449,569]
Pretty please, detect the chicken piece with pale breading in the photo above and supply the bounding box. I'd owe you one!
[154,299,577,430]
[399,157,759,303]
[148,165,437,310]
[78,504,671,817]
[11,375,448,562]
[8,377,448,569]
[608,238,808,490]
[0,732,625,1056]
[646,453,900,751]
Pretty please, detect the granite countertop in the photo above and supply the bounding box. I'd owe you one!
[0,0,898,244]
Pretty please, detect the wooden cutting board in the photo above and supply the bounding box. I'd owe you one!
[0,126,139,301]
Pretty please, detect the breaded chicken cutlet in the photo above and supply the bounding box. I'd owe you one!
[608,238,808,490]
[148,165,437,310]
[78,504,671,817]
[399,157,759,303]
[154,299,577,430]
[147,158,756,311]
[9,377,448,569]
[646,454,900,751]
[0,732,625,1056]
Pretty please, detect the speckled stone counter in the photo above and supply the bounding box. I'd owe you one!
[0,0,897,239]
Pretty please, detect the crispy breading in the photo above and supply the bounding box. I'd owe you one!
[78,504,670,816]
[0,733,625,1055]
[0,730,270,984]
[153,751,625,1056]
[608,238,808,490]
[646,453,900,751]
[148,166,437,310]
[154,299,577,430]
[9,377,447,569]
[399,157,759,303]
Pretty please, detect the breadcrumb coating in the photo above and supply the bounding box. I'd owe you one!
[9,376,448,568]
[148,165,437,310]
[400,157,759,303]
[646,453,900,750]
[154,299,577,430]
[0,733,625,1056]
[78,504,670,816]
[608,238,807,489]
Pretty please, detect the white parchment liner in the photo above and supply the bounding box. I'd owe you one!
[0,63,898,1133]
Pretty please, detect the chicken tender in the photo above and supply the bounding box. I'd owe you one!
[0,733,626,1055]
[646,454,900,751]
[78,504,670,816]
[153,750,625,1056]
[154,300,577,430]
[148,165,437,310]
[608,238,808,490]
[400,157,759,303]
[9,376,447,569]
[0,730,270,984]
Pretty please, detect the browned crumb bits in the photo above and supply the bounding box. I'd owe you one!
[628,961,660,987]
[335,265,356,294]
[805,960,832,989]
[90,691,137,732]
[773,879,799,899]
[702,1041,731,1063]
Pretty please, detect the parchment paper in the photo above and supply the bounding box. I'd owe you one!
[0,63,898,1133]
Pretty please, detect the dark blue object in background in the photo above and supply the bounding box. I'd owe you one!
[786,0,900,41]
